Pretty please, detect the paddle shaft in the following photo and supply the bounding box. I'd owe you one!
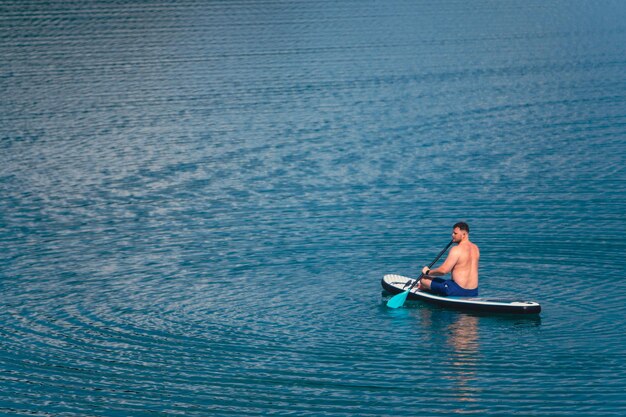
[404,240,453,292]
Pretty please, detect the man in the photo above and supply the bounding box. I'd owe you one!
[418,222,480,297]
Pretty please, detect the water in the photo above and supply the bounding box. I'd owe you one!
[1,0,626,415]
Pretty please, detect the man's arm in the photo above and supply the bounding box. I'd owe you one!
[423,246,460,276]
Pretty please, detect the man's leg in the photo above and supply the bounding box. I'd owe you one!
[418,277,432,290]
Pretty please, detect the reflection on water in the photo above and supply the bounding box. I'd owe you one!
[446,314,480,405]
[416,306,543,411]
[418,308,481,405]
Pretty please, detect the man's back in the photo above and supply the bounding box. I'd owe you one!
[451,240,480,290]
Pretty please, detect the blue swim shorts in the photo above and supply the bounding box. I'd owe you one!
[428,278,478,297]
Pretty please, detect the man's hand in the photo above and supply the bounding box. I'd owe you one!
[422,266,430,275]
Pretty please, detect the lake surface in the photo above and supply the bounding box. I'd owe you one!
[2,0,626,415]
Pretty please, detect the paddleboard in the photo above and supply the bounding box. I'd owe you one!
[382,274,541,314]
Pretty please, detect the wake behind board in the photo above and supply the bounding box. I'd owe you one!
[382,274,541,314]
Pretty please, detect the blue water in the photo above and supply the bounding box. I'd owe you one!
[2,1,626,415]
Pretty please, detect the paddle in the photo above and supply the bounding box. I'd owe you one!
[386,240,454,308]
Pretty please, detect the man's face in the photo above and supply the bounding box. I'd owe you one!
[451,227,465,242]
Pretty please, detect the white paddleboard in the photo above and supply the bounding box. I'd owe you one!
[382,274,541,314]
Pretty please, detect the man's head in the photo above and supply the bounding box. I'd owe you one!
[452,222,470,242]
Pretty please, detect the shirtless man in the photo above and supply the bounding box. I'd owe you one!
[418,222,480,296]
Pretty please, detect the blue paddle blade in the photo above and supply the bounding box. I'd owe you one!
[387,290,409,308]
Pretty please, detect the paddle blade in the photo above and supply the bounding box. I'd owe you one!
[387,290,409,308]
